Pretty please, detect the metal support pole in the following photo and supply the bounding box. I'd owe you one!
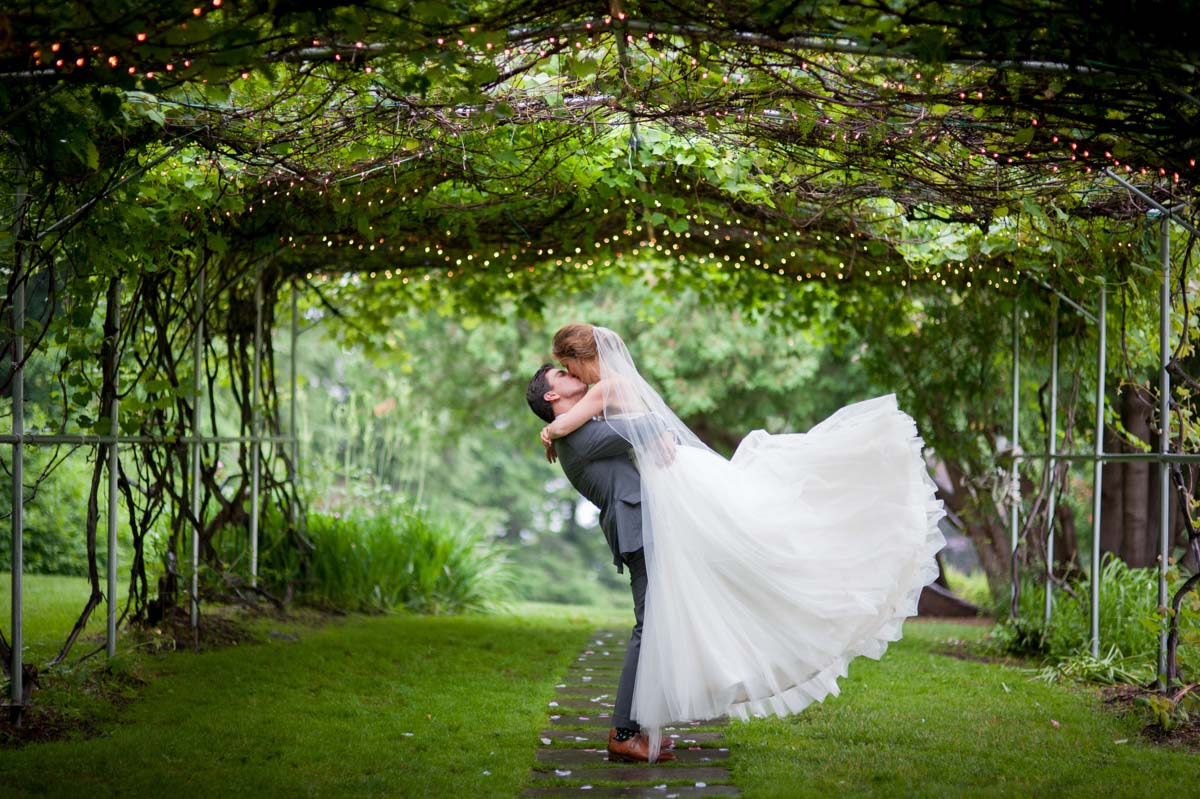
[290,278,299,525]
[10,271,25,707]
[1010,302,1020,608]
[191,269,205,630]
[1090,282,1107,657]
[1157,218,1171,684]
[1045,298,1059,626]
[106,278,120,658]
[250,263,262,588]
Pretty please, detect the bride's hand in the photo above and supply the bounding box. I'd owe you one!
[541,428,558,463]
[652,432,676,467]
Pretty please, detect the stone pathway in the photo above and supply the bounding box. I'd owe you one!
[522,629,740,798]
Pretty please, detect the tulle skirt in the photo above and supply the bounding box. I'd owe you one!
[630,394,946,731]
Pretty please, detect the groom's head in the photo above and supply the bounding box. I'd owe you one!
[526,364,586,422]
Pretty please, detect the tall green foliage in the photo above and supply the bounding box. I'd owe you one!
[211,504,513,614]
[991,554,1200,684]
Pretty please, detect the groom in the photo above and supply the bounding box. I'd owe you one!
[526,364,675,763]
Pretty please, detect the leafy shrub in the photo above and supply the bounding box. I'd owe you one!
[991,553,1200,685]
[1136,687,1199,731]
[306,505,512,613]
[988,615,1052,658]
[214,503,513,614]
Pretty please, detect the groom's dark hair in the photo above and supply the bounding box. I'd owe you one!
[526,364,556,423]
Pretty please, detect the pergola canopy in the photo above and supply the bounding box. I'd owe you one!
[4,0,1198,305]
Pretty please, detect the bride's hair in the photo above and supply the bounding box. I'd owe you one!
[552,323,597,362]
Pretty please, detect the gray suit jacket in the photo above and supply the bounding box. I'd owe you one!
[554,418,643,573]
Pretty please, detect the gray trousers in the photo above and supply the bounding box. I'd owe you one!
[613,547,647,731]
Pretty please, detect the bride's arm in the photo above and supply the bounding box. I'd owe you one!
[542,382,608,441]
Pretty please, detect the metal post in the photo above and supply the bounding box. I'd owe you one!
[1010,301,1020,608]
[1157,218,1171,684]
[106,278,120,658]
[1090,282,1107,657]
[10,271,25,707]
[191,268,205,630]
[1045,298,1059,626]
[250,263,262,588]
[290,278,299,525]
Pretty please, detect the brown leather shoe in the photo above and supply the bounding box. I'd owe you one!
[607,729,677,763]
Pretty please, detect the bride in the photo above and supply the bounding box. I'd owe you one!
[539,323,946,761]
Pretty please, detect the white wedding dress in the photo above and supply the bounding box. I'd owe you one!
[591,328,946,756]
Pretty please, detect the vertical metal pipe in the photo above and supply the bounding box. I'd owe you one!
[1090,282,1107,657]
[1010,301,1021,609]
[106,278,120,658]
[1157,218,1171,684]
[191,268,205,630]
[1045,298,1059,626]
[250,263,262,588]
[290,278,298,525]
[10,271,25,707]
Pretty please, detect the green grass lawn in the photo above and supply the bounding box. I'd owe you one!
[1,572,128,662]
[1,576,1195,798]
[729,620,1196,798]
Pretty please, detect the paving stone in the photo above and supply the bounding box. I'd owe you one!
[548,700,617,712]
[573,661,627,668]
[521,785,740,797]
[558,673,620,682]
[559,677,622,687]
[562,677,622,686]
[529,766,733,784]
[578,646,627,653]
[539,730,727,746]
[537,748,730,766]
[550,714,728,729]
[554,686,616,698]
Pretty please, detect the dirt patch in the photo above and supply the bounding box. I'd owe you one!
[931,629,1039,670]
[1,668,143,750]
[127,605,264,654]
[912,615,995,626]
[931,647,1036,667]
[1,702,101,749]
